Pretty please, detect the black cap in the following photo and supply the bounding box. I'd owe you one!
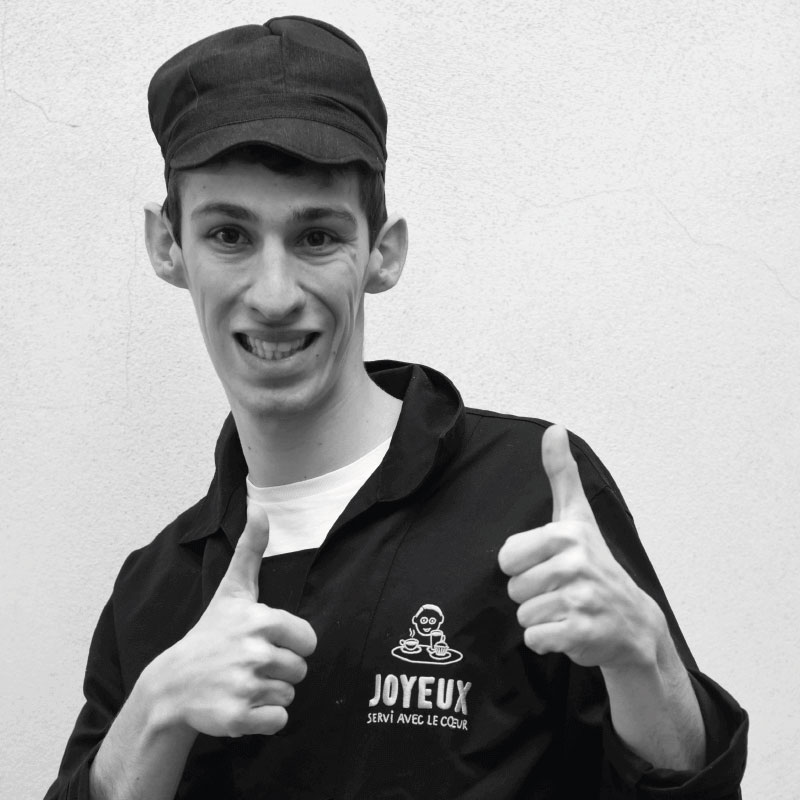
[148,16,387,181]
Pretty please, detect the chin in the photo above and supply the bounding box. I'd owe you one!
[236,380,329,420]
[244,393,314,420]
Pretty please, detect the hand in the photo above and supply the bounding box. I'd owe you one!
[498,425,666,670]
[147,503,317,737]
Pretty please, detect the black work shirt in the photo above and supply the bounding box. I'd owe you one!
[45,362,748,799]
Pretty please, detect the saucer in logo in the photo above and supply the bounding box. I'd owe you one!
[390,604,463,665]
[391,644,463,665]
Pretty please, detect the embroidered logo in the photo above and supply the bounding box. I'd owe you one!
[390,603,463,665]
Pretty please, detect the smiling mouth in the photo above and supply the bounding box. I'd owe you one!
[237,333,318,362]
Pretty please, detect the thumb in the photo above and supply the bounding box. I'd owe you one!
[542,424,594,523]
[217,502,270,600]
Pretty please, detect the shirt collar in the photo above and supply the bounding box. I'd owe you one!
[179,361,465,546]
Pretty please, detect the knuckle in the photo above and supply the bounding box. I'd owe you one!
[264,707,289,735]
[292,656,309,684]
[258,640,279,666]
[497,544,512,575]
[277,682,296,707]
[565,582,593,612]
[244,636,272,661]
[523,627,548,655]
[563,546,589,576]
[264,608,298,644]
[248,674,270,700]
[268,607,291,627]
[303,623,318,655]
[574,548,593,573]
[507,575,524,604]
[233,669,259,698]
[222,706,247,738]
[247,604,272,628]
[543,521,566,546]
[498,534,524,574]
[558,521,583,548]
[275,608,304,637]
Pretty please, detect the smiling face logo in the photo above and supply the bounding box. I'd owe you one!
[412,604,444,638]
[391,604,463,665]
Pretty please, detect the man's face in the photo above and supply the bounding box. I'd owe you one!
[170,160,378,420]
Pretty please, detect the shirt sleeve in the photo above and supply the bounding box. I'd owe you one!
[600,671,748,799]
[583,484,749,798]
[43,597,124,800]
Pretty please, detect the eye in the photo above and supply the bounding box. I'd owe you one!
[209,226,247,247]
[299,229,339,250]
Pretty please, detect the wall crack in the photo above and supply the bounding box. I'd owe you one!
[7,88,80,128]
[649,190,799,305]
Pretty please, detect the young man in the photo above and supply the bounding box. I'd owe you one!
[45,16,747,800]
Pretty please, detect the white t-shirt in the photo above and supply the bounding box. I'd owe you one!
[246,437,393,557]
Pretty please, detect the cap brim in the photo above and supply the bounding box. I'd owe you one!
[168,117,385,174]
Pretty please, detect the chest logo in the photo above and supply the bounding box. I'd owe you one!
[391,603,463,665]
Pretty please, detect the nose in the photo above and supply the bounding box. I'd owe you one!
[245,241,306,321]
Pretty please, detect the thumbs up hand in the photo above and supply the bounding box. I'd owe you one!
[146,504,317,738]
[498,425,666,670]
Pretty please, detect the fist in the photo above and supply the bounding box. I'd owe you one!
[497,425,664,670]
[150,504,317,737]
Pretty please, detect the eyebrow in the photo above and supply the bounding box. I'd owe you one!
[190,202,258,222]
[189,202,358,228]
[190,201,358,228]
[290,206,358,227]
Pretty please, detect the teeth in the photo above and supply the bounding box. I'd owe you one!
[243,334,309,362]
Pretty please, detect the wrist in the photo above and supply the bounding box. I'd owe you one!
[602,594,675,677]
[137,650,196,740]
[601,606,692,715]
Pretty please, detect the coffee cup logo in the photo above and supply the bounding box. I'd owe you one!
[391,604,463,665]
[399,632,421,653]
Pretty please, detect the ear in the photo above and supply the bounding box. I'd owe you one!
[364,213,408,294]
[144,202,188,289]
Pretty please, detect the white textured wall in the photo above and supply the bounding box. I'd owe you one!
[2,1,797,796]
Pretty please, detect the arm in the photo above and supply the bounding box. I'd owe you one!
[88,668,197,800]
[47,505,316,800]
[601,609,705,771]
[558,656,747,800]
[499,426,714,772]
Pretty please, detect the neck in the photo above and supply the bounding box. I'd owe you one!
[232,368,402,487]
